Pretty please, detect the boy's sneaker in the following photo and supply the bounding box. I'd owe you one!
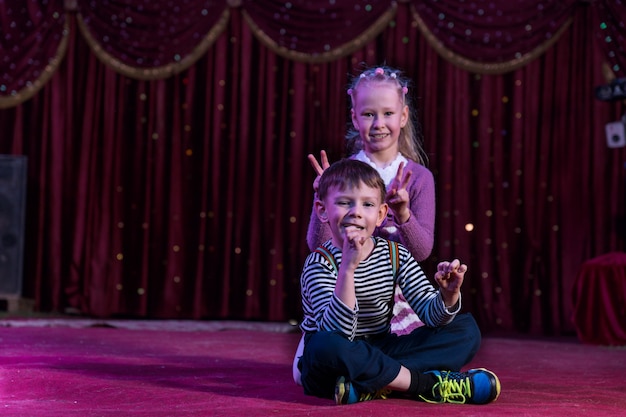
[334,376,391,405]
[420,368,501,405]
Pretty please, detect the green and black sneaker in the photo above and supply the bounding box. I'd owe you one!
[420,368,501,404]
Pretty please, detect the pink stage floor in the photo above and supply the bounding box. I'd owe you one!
[1,319,625,417]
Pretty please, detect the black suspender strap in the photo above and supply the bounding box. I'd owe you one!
[314,241,401,315]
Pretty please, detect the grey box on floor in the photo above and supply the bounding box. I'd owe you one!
[0,155,27,304]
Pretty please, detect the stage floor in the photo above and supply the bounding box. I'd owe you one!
[1,319,625,417]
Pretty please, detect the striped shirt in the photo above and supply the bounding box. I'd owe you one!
[300,237,459,340]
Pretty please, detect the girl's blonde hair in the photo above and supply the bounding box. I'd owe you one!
[345,65,428,166]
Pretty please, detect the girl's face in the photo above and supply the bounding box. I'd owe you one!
[351,82,408,155]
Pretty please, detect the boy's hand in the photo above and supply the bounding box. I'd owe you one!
[334,226,367,309]
[434,259,467,307]
[308,150,330,193]
[341,226,368,270]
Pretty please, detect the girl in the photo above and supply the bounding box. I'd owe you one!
[306,65,435,335]
[307,65,434,264]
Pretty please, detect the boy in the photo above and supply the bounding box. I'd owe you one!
[296,159,500,405]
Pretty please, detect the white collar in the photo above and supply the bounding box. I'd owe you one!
[354,150,408,188]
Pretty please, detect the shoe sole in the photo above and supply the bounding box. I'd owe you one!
[473,368,501,404]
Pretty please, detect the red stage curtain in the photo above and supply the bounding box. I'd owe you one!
[0,1,625,336]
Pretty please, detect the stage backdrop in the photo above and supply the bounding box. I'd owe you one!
[1,0,624,336]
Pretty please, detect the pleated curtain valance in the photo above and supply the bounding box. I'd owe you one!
[0,0,624,108]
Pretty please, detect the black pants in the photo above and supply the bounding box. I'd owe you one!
[299,313,481,399]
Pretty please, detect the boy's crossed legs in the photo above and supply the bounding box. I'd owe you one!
[299,313,500,405]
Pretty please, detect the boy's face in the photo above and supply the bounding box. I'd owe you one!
[316,181,388,248]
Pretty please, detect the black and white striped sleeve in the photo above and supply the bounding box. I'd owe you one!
[299,251,358,339]
[396,246,458,327]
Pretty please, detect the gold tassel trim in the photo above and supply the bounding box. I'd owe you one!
[0,19,70,109]
[242,3,397,64]
[76,9,230,80]
[411,4,573,75]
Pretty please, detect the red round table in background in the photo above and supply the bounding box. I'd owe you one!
[572,252,626,346]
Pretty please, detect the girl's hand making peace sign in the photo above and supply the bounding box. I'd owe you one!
[308,150,330,193]
[386,162,412,224]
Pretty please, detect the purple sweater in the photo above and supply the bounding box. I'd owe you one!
[306,159,435,262]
